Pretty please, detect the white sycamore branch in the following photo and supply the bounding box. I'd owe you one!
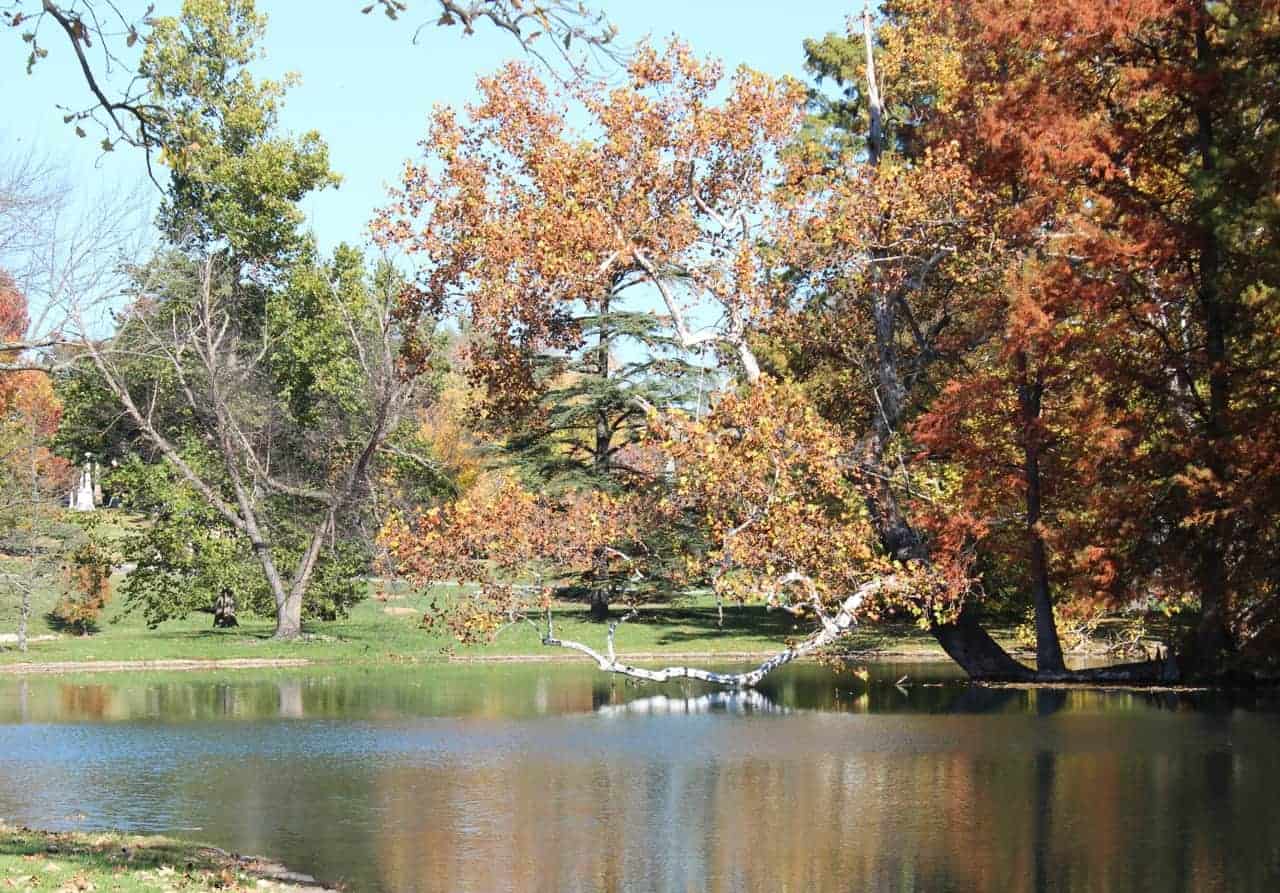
[541,577,888,688]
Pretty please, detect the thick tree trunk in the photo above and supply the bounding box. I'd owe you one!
[1028,542,1064,672]
[863,436,1034,680]
[271,510,336,639]
[275,590,303,640]
[931,608,1034,680]
[1017,353,1066,673]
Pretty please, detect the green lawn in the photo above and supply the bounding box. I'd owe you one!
[1,510,1098,671]
[0,570,951,667]
[1,512,957,666]
[0,823,332,891]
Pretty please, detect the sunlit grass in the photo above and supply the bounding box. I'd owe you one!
[0,823,331,891]
[0,508,966,668]
[0,571,949,667]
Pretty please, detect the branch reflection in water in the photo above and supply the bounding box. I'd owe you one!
[594,688,786,717]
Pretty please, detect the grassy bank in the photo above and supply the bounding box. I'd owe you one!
[0,575,954,668]
[3,511,1162,672]
[0,823,333,891]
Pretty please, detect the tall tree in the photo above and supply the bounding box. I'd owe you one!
[1,271,70,651]
[376,41,802,622]
[893,0,1280,667]
[496,304,697,619]
[769,10,1038,678]
[66,0,436,638]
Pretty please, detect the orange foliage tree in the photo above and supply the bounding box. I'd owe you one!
[885,0,1280,667]
[381,6,1278,684]
[2,269,71,652]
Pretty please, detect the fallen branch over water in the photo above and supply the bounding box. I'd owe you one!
[542,579,884,688]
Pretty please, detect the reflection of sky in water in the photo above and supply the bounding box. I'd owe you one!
[0,665,1278,893]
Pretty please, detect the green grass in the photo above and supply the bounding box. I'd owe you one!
[0,823,332,891]
[0,571,951,667]
[4,509,1098,670]
[0,507,956,666]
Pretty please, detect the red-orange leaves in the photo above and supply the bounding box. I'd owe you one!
[382,478,661,642]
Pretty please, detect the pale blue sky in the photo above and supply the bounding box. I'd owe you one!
[3,1,861,253]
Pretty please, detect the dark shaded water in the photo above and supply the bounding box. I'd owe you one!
[1,662,1278,892]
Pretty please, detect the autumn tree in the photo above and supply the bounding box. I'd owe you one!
[795,9,1096,674]
[380,31,1111,684]
[382,9,1278,686]
[376,41,804,625]
[387,380,917,686]
[759,8,1058,679]
[0,270,71,651]
[882,0,1280,670]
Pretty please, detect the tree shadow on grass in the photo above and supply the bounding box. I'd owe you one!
[124,623,279,641]
[598,604,943,653]
[43,610,100,637]
[605,604,801,647]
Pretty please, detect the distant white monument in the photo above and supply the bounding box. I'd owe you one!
[70,456,96,512]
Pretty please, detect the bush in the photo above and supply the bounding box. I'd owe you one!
[53,522,115,635]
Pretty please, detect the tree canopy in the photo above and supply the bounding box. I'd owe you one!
[3,0,1277,681]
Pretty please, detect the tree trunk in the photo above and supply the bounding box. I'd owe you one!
[17,425,37,653]
[853,8,1030,684]
[17,587,30,653]
[589,588,610,622]
[587,292,614,624]
[931,608,1034,680]
[1191,14,1233,665]
[275,591,303,640]
[864,437,1033,680]
[1017,353,1066,673]
[1028,538,1065,672]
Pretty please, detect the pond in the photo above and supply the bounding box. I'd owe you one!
[1,661,1277,892]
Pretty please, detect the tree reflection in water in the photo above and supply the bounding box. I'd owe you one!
[0,666,1276,893]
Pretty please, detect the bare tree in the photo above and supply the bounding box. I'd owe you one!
[73,251,428,638]
[1,141,132,643]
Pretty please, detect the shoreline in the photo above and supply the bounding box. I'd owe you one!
[0,648,958,675]
[0,823,338,891]
[0,657,313,675]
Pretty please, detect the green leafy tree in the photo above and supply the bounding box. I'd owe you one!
[495,306,700,619]
[66,0,436,639]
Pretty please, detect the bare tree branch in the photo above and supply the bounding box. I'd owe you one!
[542,577,888,688]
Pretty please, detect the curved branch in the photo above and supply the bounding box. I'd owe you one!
[631,245,761,383]
[542,578,885,688]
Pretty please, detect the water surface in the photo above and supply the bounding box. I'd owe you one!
[1,662,1277,892]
